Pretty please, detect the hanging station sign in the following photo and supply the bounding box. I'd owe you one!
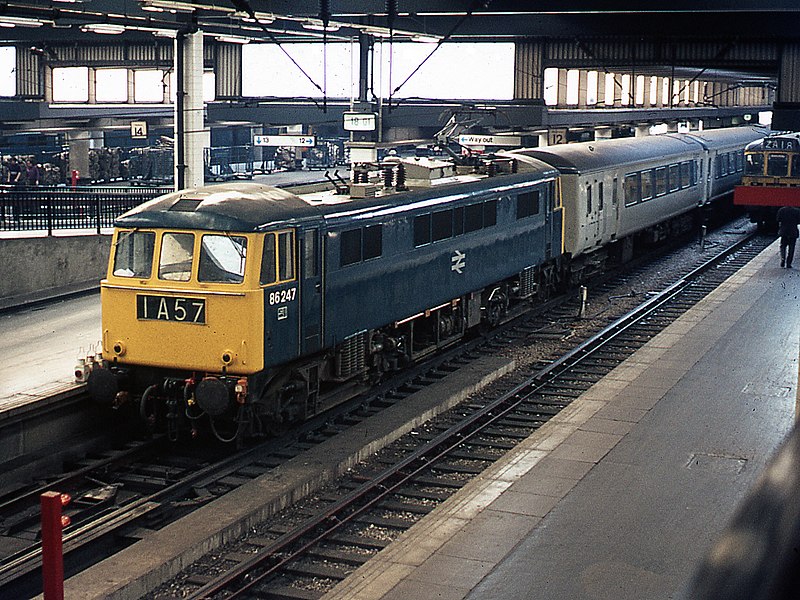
[343,112,378,132]
[253,135,316,147]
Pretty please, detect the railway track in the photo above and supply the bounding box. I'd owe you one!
[150,231,772,599]
[0,220,769,598]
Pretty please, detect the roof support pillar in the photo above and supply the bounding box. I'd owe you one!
[175,27,207,190]
[773,43,800,130]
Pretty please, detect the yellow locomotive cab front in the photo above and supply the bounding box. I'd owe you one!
[101,228,265,375]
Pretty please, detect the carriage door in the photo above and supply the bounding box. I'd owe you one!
[585,180,601,245]
[299,228,323,355]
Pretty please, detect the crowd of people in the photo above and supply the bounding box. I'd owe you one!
[2,156,40,186]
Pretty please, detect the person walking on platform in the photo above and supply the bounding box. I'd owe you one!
[776,205,800,268]
[24,159,39,186]
[6,157,22,185]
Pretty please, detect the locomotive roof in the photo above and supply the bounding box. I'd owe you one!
[114,163,558,232]
[114,182,321,231]
[511,126,766,174]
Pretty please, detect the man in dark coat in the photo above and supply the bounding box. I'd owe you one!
[25,159,39,186]
[6,156,22,185]
[777,205,800,269]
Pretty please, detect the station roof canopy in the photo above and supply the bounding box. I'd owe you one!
[0,1,799,45]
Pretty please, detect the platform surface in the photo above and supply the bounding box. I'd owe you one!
[325,241,800,600]
[0,293,99,409]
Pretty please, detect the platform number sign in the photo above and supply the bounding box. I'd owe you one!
[131,121,148,139]
[548,128,567,146]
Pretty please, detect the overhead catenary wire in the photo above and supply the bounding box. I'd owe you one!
[388,0,491,110]
[228,0,327,111]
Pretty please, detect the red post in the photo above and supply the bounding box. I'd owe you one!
[40,491,65,600]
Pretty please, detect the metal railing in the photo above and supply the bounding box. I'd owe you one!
[205,145,254,181]
[0,185,172,235]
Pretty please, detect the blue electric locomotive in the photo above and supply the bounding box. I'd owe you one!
[87,155,563,439]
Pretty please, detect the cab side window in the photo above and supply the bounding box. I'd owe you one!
[260,232,277,285]
[278,231,295,281]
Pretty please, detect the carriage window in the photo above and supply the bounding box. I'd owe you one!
[792,157,800,177]
[680,162,691,188]
[340,228,362,266]
[414,214,432,246]
[623,173,639,206]
[464,203,483,232]
[586,184,593,214]
[654,167,667,196]
[364,225,383,259]
[516,190,540,219]
[198,234,247,283]
[158,232,194,281]
[113,230,155,278]
[640,170,653,201]
[767,153,789,177]
[736,151,744,172]
[432,209,453,241]
[483,200,497,227]
[260,233,276,284]
[598,182,604,210]
[745,153,763,176]
[278,231,295,280]
[668,164,680,192]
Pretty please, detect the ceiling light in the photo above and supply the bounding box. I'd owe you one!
[214,35,249,44]
[361,26,392,38]
[411,35,441,43]
[140,0,234,13]
[81,23,126,34]
[302,19,340,32]
[236,11,275,24]
[0,16,45,28]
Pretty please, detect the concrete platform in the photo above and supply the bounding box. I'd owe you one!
[0,292,99,409]
[325,240,800,600]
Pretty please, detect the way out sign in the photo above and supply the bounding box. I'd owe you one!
[131,121,148,139]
